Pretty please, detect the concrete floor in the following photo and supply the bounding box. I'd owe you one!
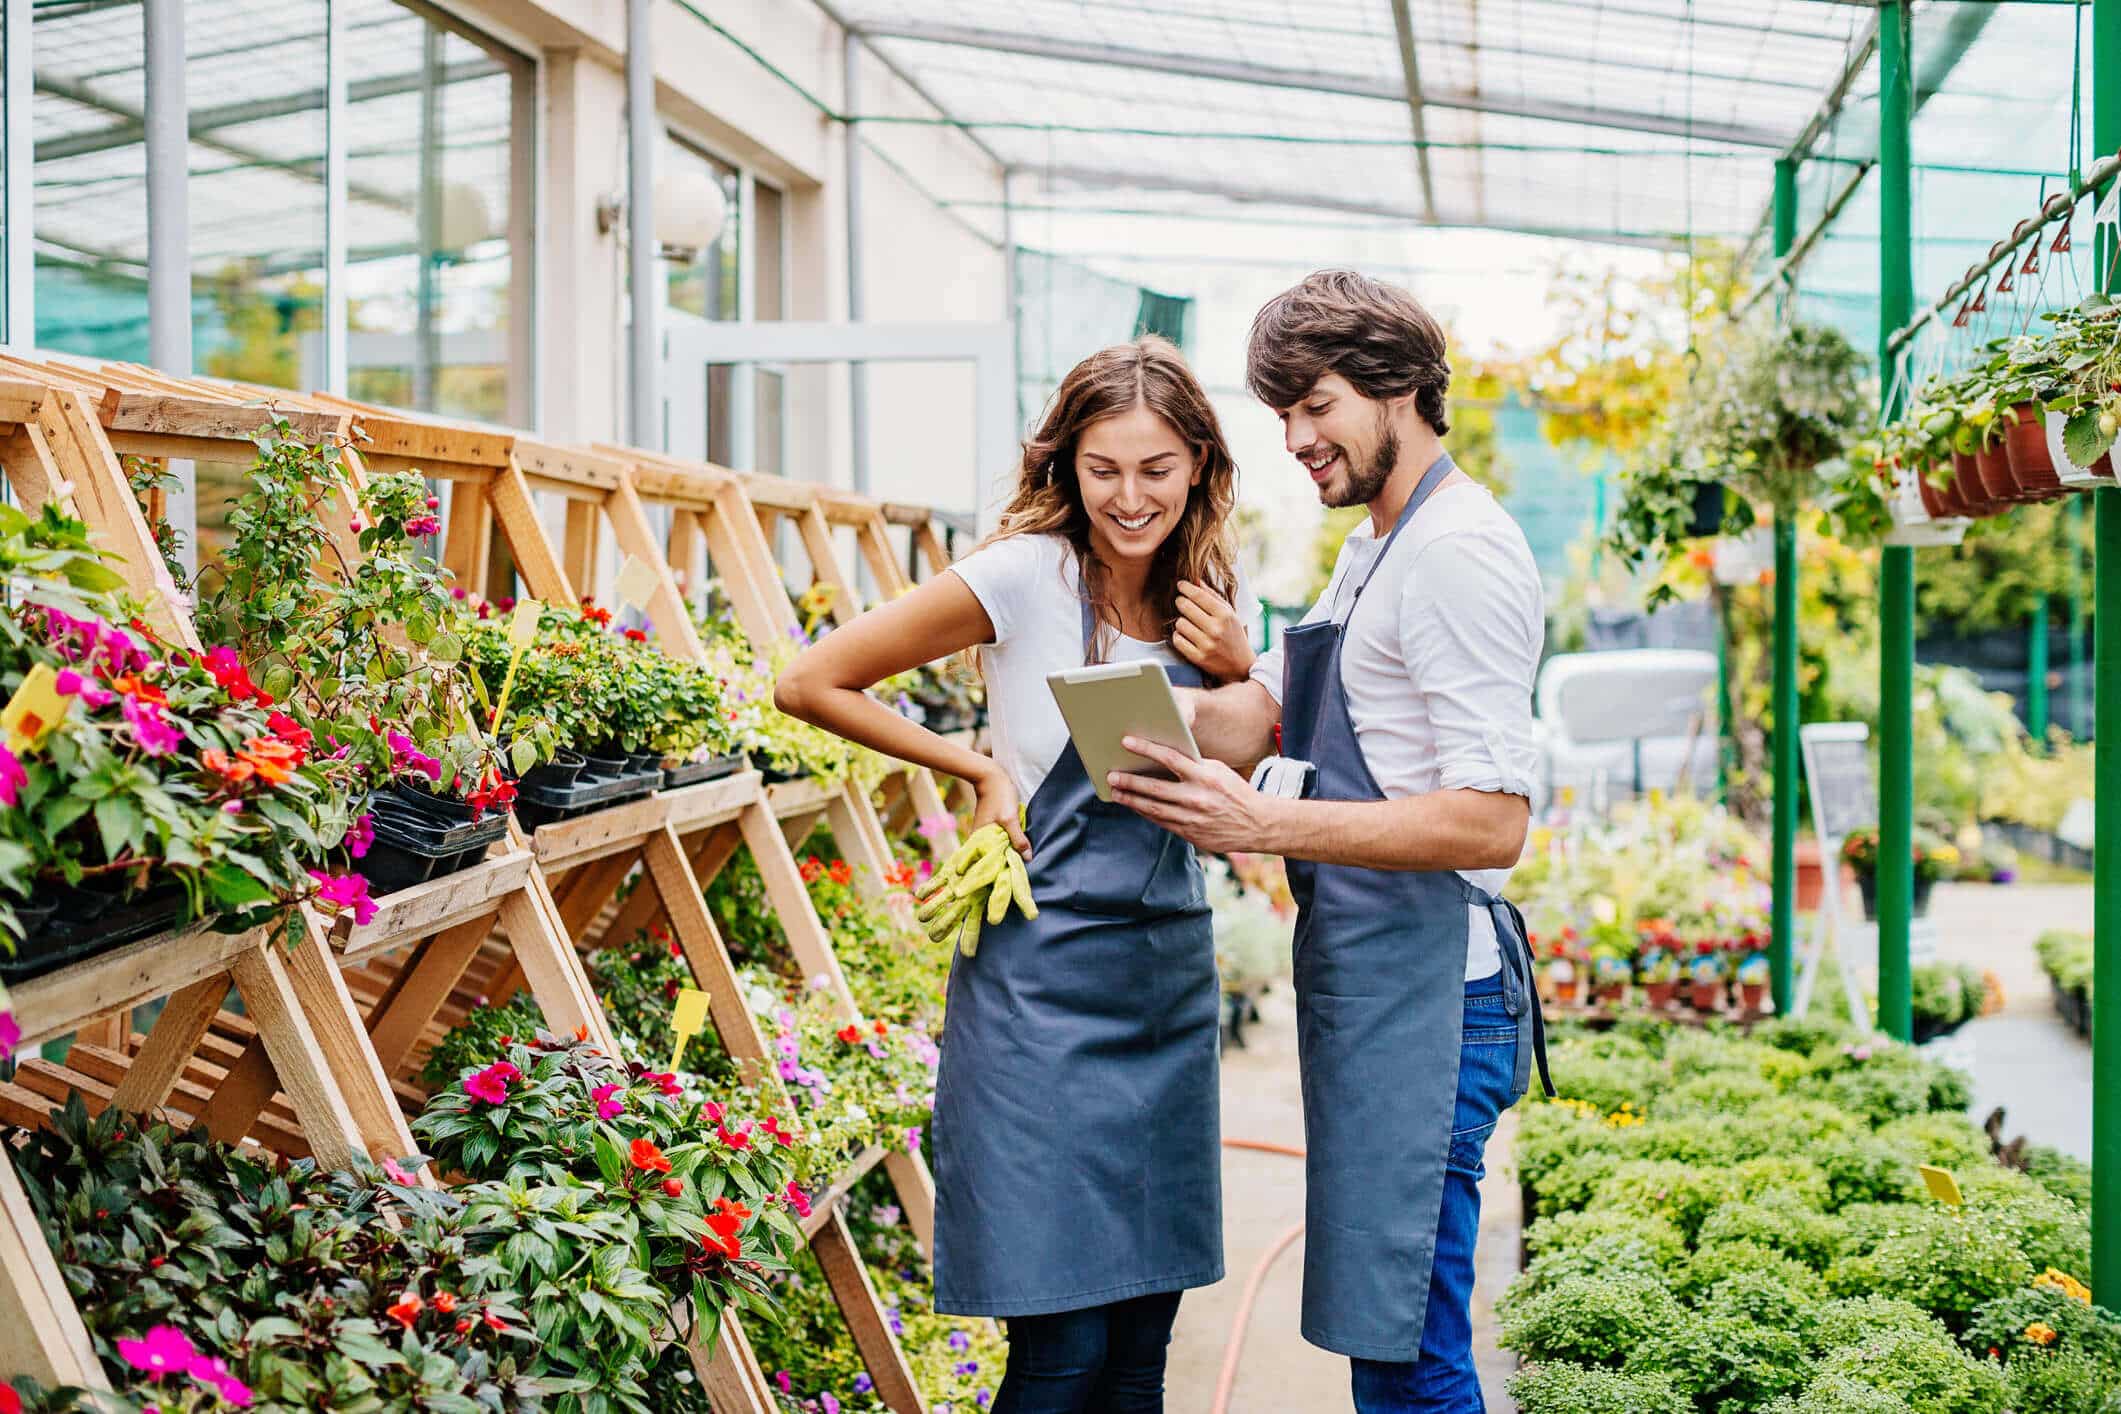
[1165,985,1522,1413]
[1162,877,2094,1413]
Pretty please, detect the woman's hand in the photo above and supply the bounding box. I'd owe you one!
[971,763,1032,857]
[1173,579,1255,683]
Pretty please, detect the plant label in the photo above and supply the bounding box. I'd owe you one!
[669,987,711,1073]
[507,598,543,650]
[615,555,659,613]
[1919,1163,1965,1207]
[2,663,70,754]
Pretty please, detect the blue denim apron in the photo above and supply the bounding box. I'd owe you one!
[931,600,1222,1317]
[1280,453,1553,1361]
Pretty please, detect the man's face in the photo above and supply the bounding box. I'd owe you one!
[1275,372,1397,509]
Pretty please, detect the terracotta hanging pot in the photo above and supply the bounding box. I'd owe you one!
[1913,459,1956,519]
[1972,440,2021,504]
[1949,451,2000,516]
[2002,405,2065,500]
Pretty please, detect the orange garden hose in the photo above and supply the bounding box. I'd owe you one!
[1210,1137,1309,1414]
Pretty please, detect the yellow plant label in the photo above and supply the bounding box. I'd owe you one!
[669,986,710,1073]
[615,555,659,612]
[507,598,543,649]
[2,663,70,754]
[1920,1164,1965,1207]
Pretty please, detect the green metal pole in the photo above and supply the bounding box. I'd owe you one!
[1876,2,1915,1043]
[1770,156,1800,1015]
[2093,0,2121,1311]
[2073,497,2090,738]
[2030,598,2051,742]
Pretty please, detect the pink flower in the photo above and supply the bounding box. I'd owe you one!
[905,1126,922,1153]
[346,812,375,859]
[405,515,442,538]
[700,1100,725,1125]
[462,1064,512,1105]
[386,731,442,783]
[644,1070,682,1098]
[118,1324,198,1380]
[487,1060,521,1083]
[784,1181,812,1219]
[187,1354,253,1407]
[591,1083,625,1121]
[0,746,24,808]
[307,870,378,927]
[382,1156,417,1185]
[122,694,182,756]
[0,1009,20,1062]
[917,813,958,843]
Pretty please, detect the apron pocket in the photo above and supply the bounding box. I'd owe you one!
[1040,800,1194,916]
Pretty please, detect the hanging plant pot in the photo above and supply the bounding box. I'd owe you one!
[1913,460,1955,520]
[1971,441,2020,505]
[2002,404,2066,500]
[2045,409,2118,488]
[1684,481,1726,538]
[1856,872,1934,921]
[2,882,189,984]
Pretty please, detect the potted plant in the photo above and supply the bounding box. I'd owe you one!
[1735,939,1771,1013]
[0,505,364,975]
[1685,937,1727,1012]
[1588,942,1632,1008]
[1540,934,1581,1006]
[2040,293,2121,483]
[1637,926,1680,1010]
[1843,826,1953,921]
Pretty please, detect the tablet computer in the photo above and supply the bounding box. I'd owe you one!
[1045,660,1201,804]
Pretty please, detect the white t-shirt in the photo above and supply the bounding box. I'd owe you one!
[950,532,1260,803]
[1250,480,1545,983]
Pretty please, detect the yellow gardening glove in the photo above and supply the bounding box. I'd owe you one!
[914,815,1038,956]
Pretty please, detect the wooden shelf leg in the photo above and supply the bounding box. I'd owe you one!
[816,1205,928,1414]
[107,973,229,1114]
[281,923,424,1164]
[642,825,772,1069]
[0,1150,107,1391]
[225,944,367,1172]
[497,883,620,1054]
[881,1149,939,1263]
[691,1309,776,1414]
[738,801,860,1019]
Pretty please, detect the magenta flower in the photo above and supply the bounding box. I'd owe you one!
[382,1156,417,1185]
[118,1324,199,1380]
[404,514,442,538]
[188,1354,254,1407]
[346,812,375,859]
[591,1083,625,1121]
[307,869,378,927]
[917,813,958,843]
[52,666,112,709]
[462,1065,512,1105]
[905,1126,922,1153]
[386,731,442,783]
[0,746,24,808]
[822,1395,841,1414]
[0,1008,20,1062]
[701,1100,725,1124]
[784,1181,813,1219]
[122,695,182,756]
[776,1372,793,1395]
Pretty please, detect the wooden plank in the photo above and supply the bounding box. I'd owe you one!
[661,772,761,832]
[766,778,834,822]
[278,922,426,1165]
[42,1047,289,1152]
[512,440,626,491]
[563,499,599,597]
[103,393,344,447]
[554,852,637,942]
[0,378,50,425]
[532,795,672,872]
[642,825,772,1071]
[36,387,202,652]
[814,1205,927,1414]
[366,914,498,1073]
[693,1316,777,1414]
[9,923,266,1049]
[616,458,727,510]
[106,973,229,1113]
[607,474,710,659]
[799,1147,887,1240]
[738,801,859,1019]
[491,453,577,607]
[496,884,620,1053]
[0,421,76,519]
[0,1149,109,1390]
[226,944,368,1171]
[667,509,703,597]
[882,1150,939,1262]
[443,477,496,589]
[595,820,740,948]
[856,512,912,601]
[798,504,860,625]
[345,414,512,467]
[342,849,533,958]
[717,482,803,637]
[913,520,952,580]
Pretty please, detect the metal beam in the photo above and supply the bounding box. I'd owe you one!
[4,0,35,344]
[1023,164,1686,249]
[143,0,194,566]
[627,0,657,449]
[1386,0,1439,223]
[845,33,871,497]
[854,20,1796,149]
[806,0,1011,176]
[2092,0,2121,1308]
[1730,160,1872,322]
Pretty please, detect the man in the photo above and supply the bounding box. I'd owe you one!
[1110,270,1553,1413]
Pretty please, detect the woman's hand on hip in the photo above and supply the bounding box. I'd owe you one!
[972,764,1032,857]
[1172,579,1255,683]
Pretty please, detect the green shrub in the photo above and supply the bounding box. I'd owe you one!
[1661,1070,1779,1115]
[1876,1112,1995,1172]
[1697,1192,1845,1269]
[1831,1205,2036,1329]
[1497,1273,1684,1367]
[2004,1347,2121,1414]
[1550,1054,1664,1114]
[1809,1330,2008,1414]
[1753,1015,1855,1057]
[1677,1241,1826,1304]
[1629,1112,1765,1168]
[1811,1133,1927,1209]
[1814,1060,1944,1125]
[1807,1295,1954,1355]
[1963,1183,2093,1278]
[2019,1143,2093,1213]
[1523,1207,1689,1267]
[1761,1372,1917,1414]
[1531,1148,1627,1215]
[1622,1309,1809,1410]
[1519,1232,1674,1298]
[1730,1154,1833,1209]
[1590,1159,1736,1241]
[1965,1283,2121,1370]
[1507,1360,1694,1414]
[1516,1102,1641,1196]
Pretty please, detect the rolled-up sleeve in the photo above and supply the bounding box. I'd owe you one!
[1397,528,1544,798]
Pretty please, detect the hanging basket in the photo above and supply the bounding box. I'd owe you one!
[2044,409,2118,489]
[1885,454,1970,548]
[1684,481,1726,537]
[2001,404,2066,500]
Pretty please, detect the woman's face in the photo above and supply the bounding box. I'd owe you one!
[1074,401,1201,570]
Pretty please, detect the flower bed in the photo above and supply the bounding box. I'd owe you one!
[1502,1018,2113,1413]
[2035,931,2093,1038]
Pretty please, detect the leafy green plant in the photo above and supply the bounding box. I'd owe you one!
[1507,1360,1695,1414]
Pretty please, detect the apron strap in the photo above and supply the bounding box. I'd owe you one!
[1478,891,1557,1100]
[1333,451,1460,620]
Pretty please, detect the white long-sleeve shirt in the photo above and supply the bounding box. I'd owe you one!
[1250,480,1545,982]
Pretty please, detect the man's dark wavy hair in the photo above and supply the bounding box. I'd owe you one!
[1245,269,1452,436]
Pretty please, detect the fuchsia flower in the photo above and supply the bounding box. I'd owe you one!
[382,1156,417,1185]
[783,1181,812,1219]
[0,1009,20,1062]
[386,731,442,783]
[52,666,114,709]
[591,1083,625,1121]
[644,1070,682,1098]
[118,1324,198,1379]
[346,812,375,859]
[700,1100,725,1125]
[121,694,183,757]
[188,1354,254,1407]
[0,746,24,808]
[462,1064,513,1105]
[306,869,378,926]
[405,514,442,538]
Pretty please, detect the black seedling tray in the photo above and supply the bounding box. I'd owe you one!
[514,764,662,830]
[357,808,511,897]
[3,884,189,984]
[662,753,749,790]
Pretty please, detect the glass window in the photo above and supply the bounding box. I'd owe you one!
[664,138,741,320]
[342,0,532,423]
[34,0,149,359]
[754,180,784,321]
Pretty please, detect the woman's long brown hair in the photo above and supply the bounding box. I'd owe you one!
[985,336,1241,674]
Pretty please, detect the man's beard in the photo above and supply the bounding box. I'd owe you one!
[1320,414,1398,509]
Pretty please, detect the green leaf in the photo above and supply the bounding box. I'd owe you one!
[510,736,538,776]
[92,794,142,860]
[406,612,435,646]
[260,663,297,702]
[429,631,464,665]
[332,1326,405,1370]
[2063,408,2114,469]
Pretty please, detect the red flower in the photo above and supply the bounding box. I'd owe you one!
[669,940,684,960]
[433,1292,457,1315]
[386,1295,424,1329]
[629,1137,673,1174]
[266,711,313,749]
[662,1178,685,1198]
[836,1025,862,1044]
[872,1020,888,1036]
[574,1024,590,1043]
[799,857,823,884]
[717,1123,752,1152]
[644,1071,683,1098]
[454,1318,473,1337]
[623,627,648,643]
[829,859,853,887]
[484,1312,509,1333]
[705,1196,751,1258]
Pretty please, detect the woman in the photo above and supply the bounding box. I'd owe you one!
[775,337,1257,1413]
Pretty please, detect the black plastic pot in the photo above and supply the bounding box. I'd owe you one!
[624,750,662,775]
[1856,872,1934,921]
[2,882,188,984]
[577,743,633,780]
[375,779,478,828]
[1685,481,1726,537]
[662,752,749,790]
[758,763,806,786]
[355,805,511,897]
[514,758,664,830]
[516,747,587,794]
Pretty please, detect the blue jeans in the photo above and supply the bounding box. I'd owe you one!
[992,1290,1183,1414]
[1349,972,1520,1413]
